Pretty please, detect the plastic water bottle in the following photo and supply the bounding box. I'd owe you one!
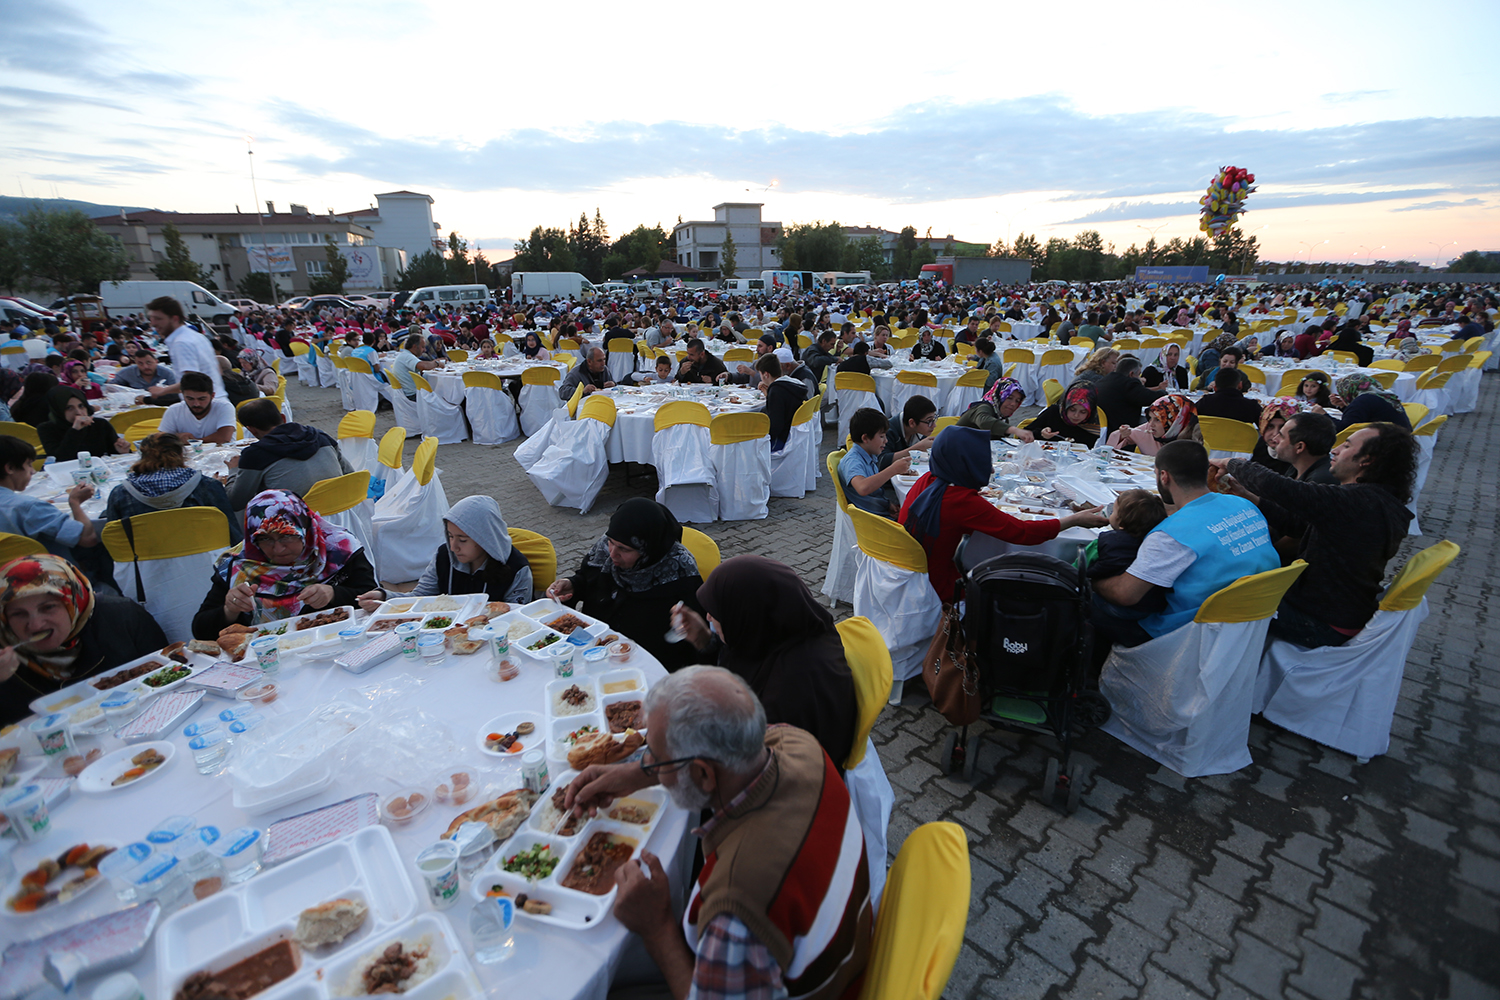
[468,897,516,964]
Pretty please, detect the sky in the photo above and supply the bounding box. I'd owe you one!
[2,0,1498,267]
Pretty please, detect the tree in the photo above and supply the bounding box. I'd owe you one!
[567,211,609,282]
[308,236,350,294]
[1010,233,1043,268]
[840,235,888,281]
[910,242,937,276]
[9,205,128,295]
[395,250,450,291]
[0,222,24,291]
[236,271,276,303]
[510,226,576,273]
[989,238,1011,258]
[890,226,919,279]
[719,229,738,280]
[151,222,213,285]
[601,224,669,278]
[1449,250,1500,273]
[777,221,845,272]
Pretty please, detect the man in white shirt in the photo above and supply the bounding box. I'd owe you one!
[157,371,237,444]
[145,295,226,400]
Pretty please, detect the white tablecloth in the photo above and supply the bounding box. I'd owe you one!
[598,384,765,465]
[869,360,967,415]
[2,623,688,1000]
[420,359,569,407]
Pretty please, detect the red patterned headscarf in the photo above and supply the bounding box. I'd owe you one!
[0,555,96,678]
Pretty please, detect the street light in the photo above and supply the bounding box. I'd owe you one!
[244,136,279,307]
[1241,225,1268,274]
[1428,241,1457,268]
[1297,240,1328,274]
[1356,245,1385,273]
[1137,223,1169,264]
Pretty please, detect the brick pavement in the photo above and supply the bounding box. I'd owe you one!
[286,373,1499,1000]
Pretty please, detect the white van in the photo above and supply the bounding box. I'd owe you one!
[511,272,597,302]
[402,284,496,309]
[99,280,237,326]
[721,278,766,294]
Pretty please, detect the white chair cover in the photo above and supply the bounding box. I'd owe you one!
[1408,429,1439,535]
[293,350,319,386]
[466,384,521,445]
[712,437,770,521]
[349,370,382,413]
[844,739,892,910]
[1408,386,1451,418]
[324,500,379,583]
[279,394,294,424]
[1255,600,1429,760]
[1099,617,1273,777]
[835,387,881,449]
[339,437,381,482]
[888,379,932,421]
[1449,367,1480,414]
[335,365,355,411]
[851,549,943,684]
[513,417,557,473]
[385,385,422,438]
[416,384,469,445]
[519,383,559,438]
[315,349,337,388]
[1,346,29,370]
[607,346,635,384]
[944,380,983,418]
[821,502,857,605]
[769,422,813,498]
[524,417,613,513]
[113,550,222,645]
[371,469,449,583]
[1037,357,1077,394]
[652,423,718,524]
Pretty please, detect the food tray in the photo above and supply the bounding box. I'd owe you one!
[85,650,181,698]
[471,816,650,931]
[548,715,605,766]
[475,711,544,760]
[597,667,647,696]
[0,900,161,1000]
[525,768,666,843]
[263,792,381,866]
[113,689,205,743]
[600,689,647,735]
[249,605,358,640]
[131,659,205,698]
[27,678,103,718]
[154,825,420,1000]
[375,594,478,618]
[189,661,267,698]
[546,677,599,724]
[324,912,480,1000]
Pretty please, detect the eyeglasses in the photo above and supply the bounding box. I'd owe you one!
[917,416,938,427]
[639,746,717,776]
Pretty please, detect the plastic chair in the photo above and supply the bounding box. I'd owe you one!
[0,532,45,563]
[1403,355,1440,372]
[291,340,319,386]
[847,505,943,689]
[933,416,958,436]
[723,347,754,363]
[305,470,378,581]
[1368,370,1399,390]
[524,395,616,513]
[122,417,163,445]
[821,450,858,606]
[101,507,232,643]
[412,372,468,445]
[506,528,556,597]
[1043,378,1064,406]
[710,412,770,521]
[1323,351,1358,366]
[343,357,385,414]
[1037,349,1075,391]
[1370,359,1404,371]
[1402,402,1429,428]
[372,437,448,583]
[1238,364,1267,387]
[858,822,970,1000]
[1333,422,1374,448]
[446,349,468,363]
[336,410,379,481]
[770,393,819,499]
[943,369,986,418]
[1100,562,1307,777]
[834,372,881,452]
[1256,541,1458,760]
[890,370,938,422]
[331,355,355,410]
[0,421,43,460]
[370,425,406,500]
[518,366,562,437]
[461,371,520,445]
[680,526,721,577]
[1198,415,1261,458]
[314,343,337,387]
[835,614,896,906]
[653,401,717,523]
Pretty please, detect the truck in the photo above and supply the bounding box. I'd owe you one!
[759,270,822,293]
[99,280,238,328]
[918,257,1032,288]
[511,272,597,302]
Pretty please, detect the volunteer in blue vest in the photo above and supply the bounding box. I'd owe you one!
[1090,440,1277,657]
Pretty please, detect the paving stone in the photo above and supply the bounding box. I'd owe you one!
[1139,964,1211,1000]
[1241,894,1310,958]
[1178,883,1248,950]
[1082,836,1150,891]
[1399,806,1459,856]
[1022,904,1098,974]
[1150,923,1230,988]
[1259,854,1323,915]
[1275,832,1333,874]
[1086,915,1166,987]
[980,945,1068,997]
[1201,851,1262,899]
[1117,877,1189,937]
[1288,940,1363,1000]
[1306,899,1370,961]
[1218,931,1299,1000]
[998,859,1067,920]
[1059,957,1138,1000]
[1137,844,1197,901]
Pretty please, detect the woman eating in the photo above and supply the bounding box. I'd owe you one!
[62,361,103,401]
[104,433,240,544]
[1108,393,1200,456]
[544,498,704,670]
[1142,343,1189,390]
[899,426,1106,601]
[1028,382,1102,445]
[37,386,131,462]
[358,496,531,610]
[671,555,857,768]
[1252,399,1298,474]
[956,376,1034,442]
[192,489,375,639]
[519,331,552,362]
[0,554,166,726]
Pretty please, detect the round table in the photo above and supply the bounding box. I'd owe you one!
[597,384,764,464]
[0,615,688,1000]
[423,359,570,408]
[869,357,968,415]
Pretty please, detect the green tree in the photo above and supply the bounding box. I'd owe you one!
[567,211,609,282]
[719,229,738,280]
[151,222,212,285]
[1448,250,1500,273]
[395,250,450,291]
[989,238,1011,258]
[236,271,275,303]
[9,205,129,295]
[1010,233,1043,270]
[309,237,350,294]
[0,222,25,291]
[510,226,576,273]
[840,235,888,281]
[910,242,937,276]
[471,249,498,288]
[777,221,846,272]
[601,224,669,278]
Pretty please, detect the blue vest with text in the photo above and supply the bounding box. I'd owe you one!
[1140,493,1277,637]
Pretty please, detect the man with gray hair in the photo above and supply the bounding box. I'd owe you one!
[557,347,614,401]
[567,666,871,1000]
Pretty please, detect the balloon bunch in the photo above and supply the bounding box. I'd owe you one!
[1199,166,1256,234]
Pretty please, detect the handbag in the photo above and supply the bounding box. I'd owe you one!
[922,601,981,726]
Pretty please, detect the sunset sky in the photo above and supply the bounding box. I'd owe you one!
[3,0,1496,266]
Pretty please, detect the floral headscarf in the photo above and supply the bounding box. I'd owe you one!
[982,376,1024,410]
[1060,382,1098,426]
[239,349,265,373]
[1149,394,1196,442]
[1209,332,1236,353]
[212,490,360,622]
[1258,398,1300,439]
[0,555,95,679]
[1335,373,1403,412]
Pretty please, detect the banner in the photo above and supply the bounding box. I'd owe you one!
[247,244,295,273]
[340,247,381,288]
[1135,266,1209,283]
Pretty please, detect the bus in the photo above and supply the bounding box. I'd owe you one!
[759,270,822,292]
[821,271,872,288]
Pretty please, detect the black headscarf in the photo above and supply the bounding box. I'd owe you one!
[43,385,91,426]
[12,372,57,427]
[583,498,699,592]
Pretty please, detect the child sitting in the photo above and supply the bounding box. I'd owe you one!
[1079,489,1169,616]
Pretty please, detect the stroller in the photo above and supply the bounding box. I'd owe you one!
[936,550,1112,813]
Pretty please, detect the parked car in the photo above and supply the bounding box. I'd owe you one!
[367,291,396,304]
[281,296,311,310]
[225,298,265,313]
[294,295,359,312]
[342,294,380,307]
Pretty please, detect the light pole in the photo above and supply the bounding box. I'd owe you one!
[1137,223,1168,264]
[1297,240,1328,274]
[1428,241,1457,269]
[1241,224,1268,274]
[245,136,279,308]
[1357,245,1384,273]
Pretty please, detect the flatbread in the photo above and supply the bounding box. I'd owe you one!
[483,602,510,617]
[0,747,18,780]
[442,788,538,840]
[451,640,484,656]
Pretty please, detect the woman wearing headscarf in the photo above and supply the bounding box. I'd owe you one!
[238,349,280,396]
[1320,374,1410,431]
[956,376,1034,441]
[671,555,857,767]
[1197,331,1235,377]
[1028,381,1101,445]
[1324,324,1374,366]
[1142,342,1190,390]
[897,426,1105,601]
[519,331,552,361]
[1253,399,1298,475]
[37,386,130,462]
[1395,337,1428,361]
[0,554,166,725]
[11,372,57,427]
[192,489,375,639]
[104,433,240,544]
[1109,393,1199,456]
[62,361,103,401]
[357,496,531,610]
[544,498,704,670]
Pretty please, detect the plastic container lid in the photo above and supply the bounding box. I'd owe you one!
[130,853,179,887]
[189,731,230,751]
[583,646,609,664]
[211,826,262,860]
[228,714,264,734]
[0,783,44,810]
[173,825,220,861]
[219,704,257,722]
[146,815,196,845]
[28,713,67,732]
[96,842,152,879]
[182,720,220,738]
[101,691,137,710]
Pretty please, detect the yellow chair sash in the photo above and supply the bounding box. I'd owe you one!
[709,412,769,445]
[1380,540,1459,611]
[835,616,893,770]
[653,400,710,432]
[304,471,372,517]
[848,506,927,574]
[102,507,231,562]
[1194,562,1307,623]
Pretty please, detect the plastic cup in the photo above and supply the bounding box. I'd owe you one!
[219,704,258,723]
[189,731,231,773]
[76,451,92,469]
[550,644,574,678]
[147,815,196,847]
[419,634,446,662]
[395,621,421,661]
[70,469,91,487]
[91,973,146,1000]
[211,826,264,883]
[413,841,461,909]
[97,842,153,901]
[250,636,280,674]
[28,713,75,758]
[0,784,51,843]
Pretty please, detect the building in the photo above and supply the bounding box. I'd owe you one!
[671,203,783,278]
[339,191,443,266]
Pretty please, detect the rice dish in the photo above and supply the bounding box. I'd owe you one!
[279,634,314,651]
[340,934,438,996]
[507,622,535,641]
[420,596,463,613]
[552,684,596,717]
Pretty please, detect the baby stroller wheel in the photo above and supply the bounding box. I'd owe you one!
[1042,756,1060,806]
[1071,691,1112,734]
[962,732,981,781]
[940,732,960,775]
[1066,763,1084,814]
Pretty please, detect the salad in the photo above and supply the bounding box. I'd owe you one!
[528,633,561,651]
[563,724,599,746]
[502,843,560,882]
[143,664,192,687]
[424,616,454,629]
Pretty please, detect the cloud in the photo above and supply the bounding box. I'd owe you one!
[270,95,1500,211]
[0,0,197,95]
[1321,90,1393,103]
[1392,198,1486,212]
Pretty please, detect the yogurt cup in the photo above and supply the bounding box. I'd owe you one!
[419,634,447,661]
[0,783,51,842]
[101,691,140,724]
[414,841,461,909]
[582,646,609,670]
[250,636,280,673]
[338,627,366,647]
[28,713,75,757]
